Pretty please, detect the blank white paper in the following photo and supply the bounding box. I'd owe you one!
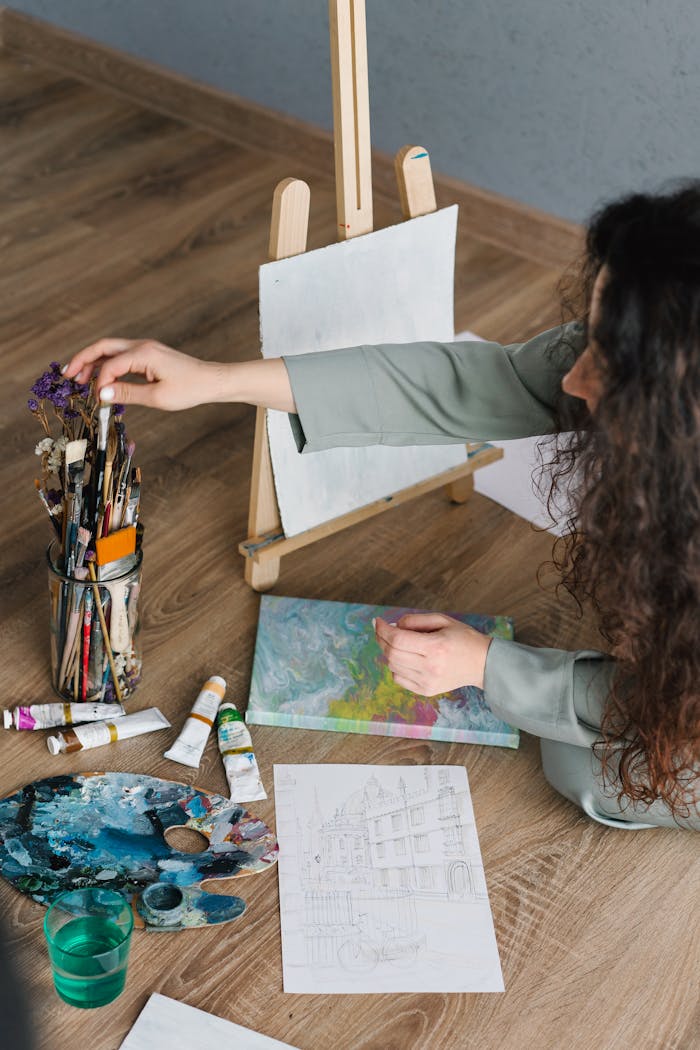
[274,764,504,994]
[119,993,299,1050]
[259,206,467,537]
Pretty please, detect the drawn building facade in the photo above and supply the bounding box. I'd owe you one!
[302,768,487,901]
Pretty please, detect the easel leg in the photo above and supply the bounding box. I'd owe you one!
[447,442,483,502]
[446,475,474,503]
[246,407,283,592]
[245,556,280,592]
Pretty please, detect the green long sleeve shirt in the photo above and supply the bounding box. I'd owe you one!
[283,324,698,831]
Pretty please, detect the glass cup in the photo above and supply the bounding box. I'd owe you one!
[43,888,134,1008]
[47,540,142,703]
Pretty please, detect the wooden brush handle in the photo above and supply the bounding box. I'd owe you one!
[87,563,123,703]
[103,579,131,653]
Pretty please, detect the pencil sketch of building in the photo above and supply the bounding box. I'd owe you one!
[301,767,487,902]
[275,765,505,992]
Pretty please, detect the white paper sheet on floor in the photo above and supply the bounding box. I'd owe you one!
[274,763,504,994]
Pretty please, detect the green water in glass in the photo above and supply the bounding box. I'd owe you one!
[50,915,129,1008]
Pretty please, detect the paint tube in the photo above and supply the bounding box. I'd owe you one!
[46,707,170,755]
[3,702,126,731]
[163,676,227,769]
[217,703,267,802]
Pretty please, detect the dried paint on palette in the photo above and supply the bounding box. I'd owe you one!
[247,596,518,747]
[0,773,278,930]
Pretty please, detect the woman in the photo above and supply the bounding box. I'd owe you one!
[64,186,700,831]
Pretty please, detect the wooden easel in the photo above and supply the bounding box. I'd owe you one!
[241,0,503,591]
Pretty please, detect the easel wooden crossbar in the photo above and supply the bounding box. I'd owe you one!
[240,0,503,591]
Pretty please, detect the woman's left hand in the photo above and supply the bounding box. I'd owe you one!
[374,614,492,696]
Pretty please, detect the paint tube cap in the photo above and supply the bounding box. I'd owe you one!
[218,703,242,723]
[3,710,12,730]
[206,676,227,692]
[46,735,64,755]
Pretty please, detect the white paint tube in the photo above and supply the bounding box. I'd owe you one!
[163,676,227,769]
[3,702,126,731]
[46,707,170,755]
[217,703,267,802]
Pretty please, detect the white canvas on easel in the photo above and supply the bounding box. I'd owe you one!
[260,206,466,538]
[240,0,503,589]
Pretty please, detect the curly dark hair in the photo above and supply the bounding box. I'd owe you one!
[545,184,700,820]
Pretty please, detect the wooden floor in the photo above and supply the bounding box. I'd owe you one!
[0,48,697,1050]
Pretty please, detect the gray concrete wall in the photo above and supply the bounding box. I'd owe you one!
[6,1,699,222]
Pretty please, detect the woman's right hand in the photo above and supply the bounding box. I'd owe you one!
[62,338,224,411]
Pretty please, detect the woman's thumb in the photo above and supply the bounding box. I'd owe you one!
[98,379,157,408]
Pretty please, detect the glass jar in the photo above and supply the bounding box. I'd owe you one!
[47,541,142,703]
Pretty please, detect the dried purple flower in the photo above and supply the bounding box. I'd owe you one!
[63,407,79,419]
[50,362,61,373]
[27,398,39,411]
[113,404,125,417]
[31,373,52,398]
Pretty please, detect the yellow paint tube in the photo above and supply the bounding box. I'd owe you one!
[217,703,267,802]
[163,676,227,769]
[46,707,170,754]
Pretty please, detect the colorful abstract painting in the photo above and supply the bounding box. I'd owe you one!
[0,773,278,931]
[247,596,518,748]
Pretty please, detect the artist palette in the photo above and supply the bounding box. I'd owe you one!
[0,772,278,932]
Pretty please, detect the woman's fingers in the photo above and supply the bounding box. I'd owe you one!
[382,650,425,675]
[62,338,142,383]
[391,674,426,695]
[61,339,209,410]
[374,617,428,656]
[96,344,166,396]
[373,613,490,694]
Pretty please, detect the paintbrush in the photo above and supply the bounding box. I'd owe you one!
[75,526,91,571]
[88,599,104,696]
[123,467,141,526]
[64,438,87,576]
[86,557,123,704]
[113,440,135,531]
[90,404,111,537]
[94,527,138,653]
[100,427,118,537]
[34,480,62,537]
[81,588,93,702]
[59,579,86,688]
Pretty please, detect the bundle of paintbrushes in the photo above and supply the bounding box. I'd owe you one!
[29,363,143,703]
